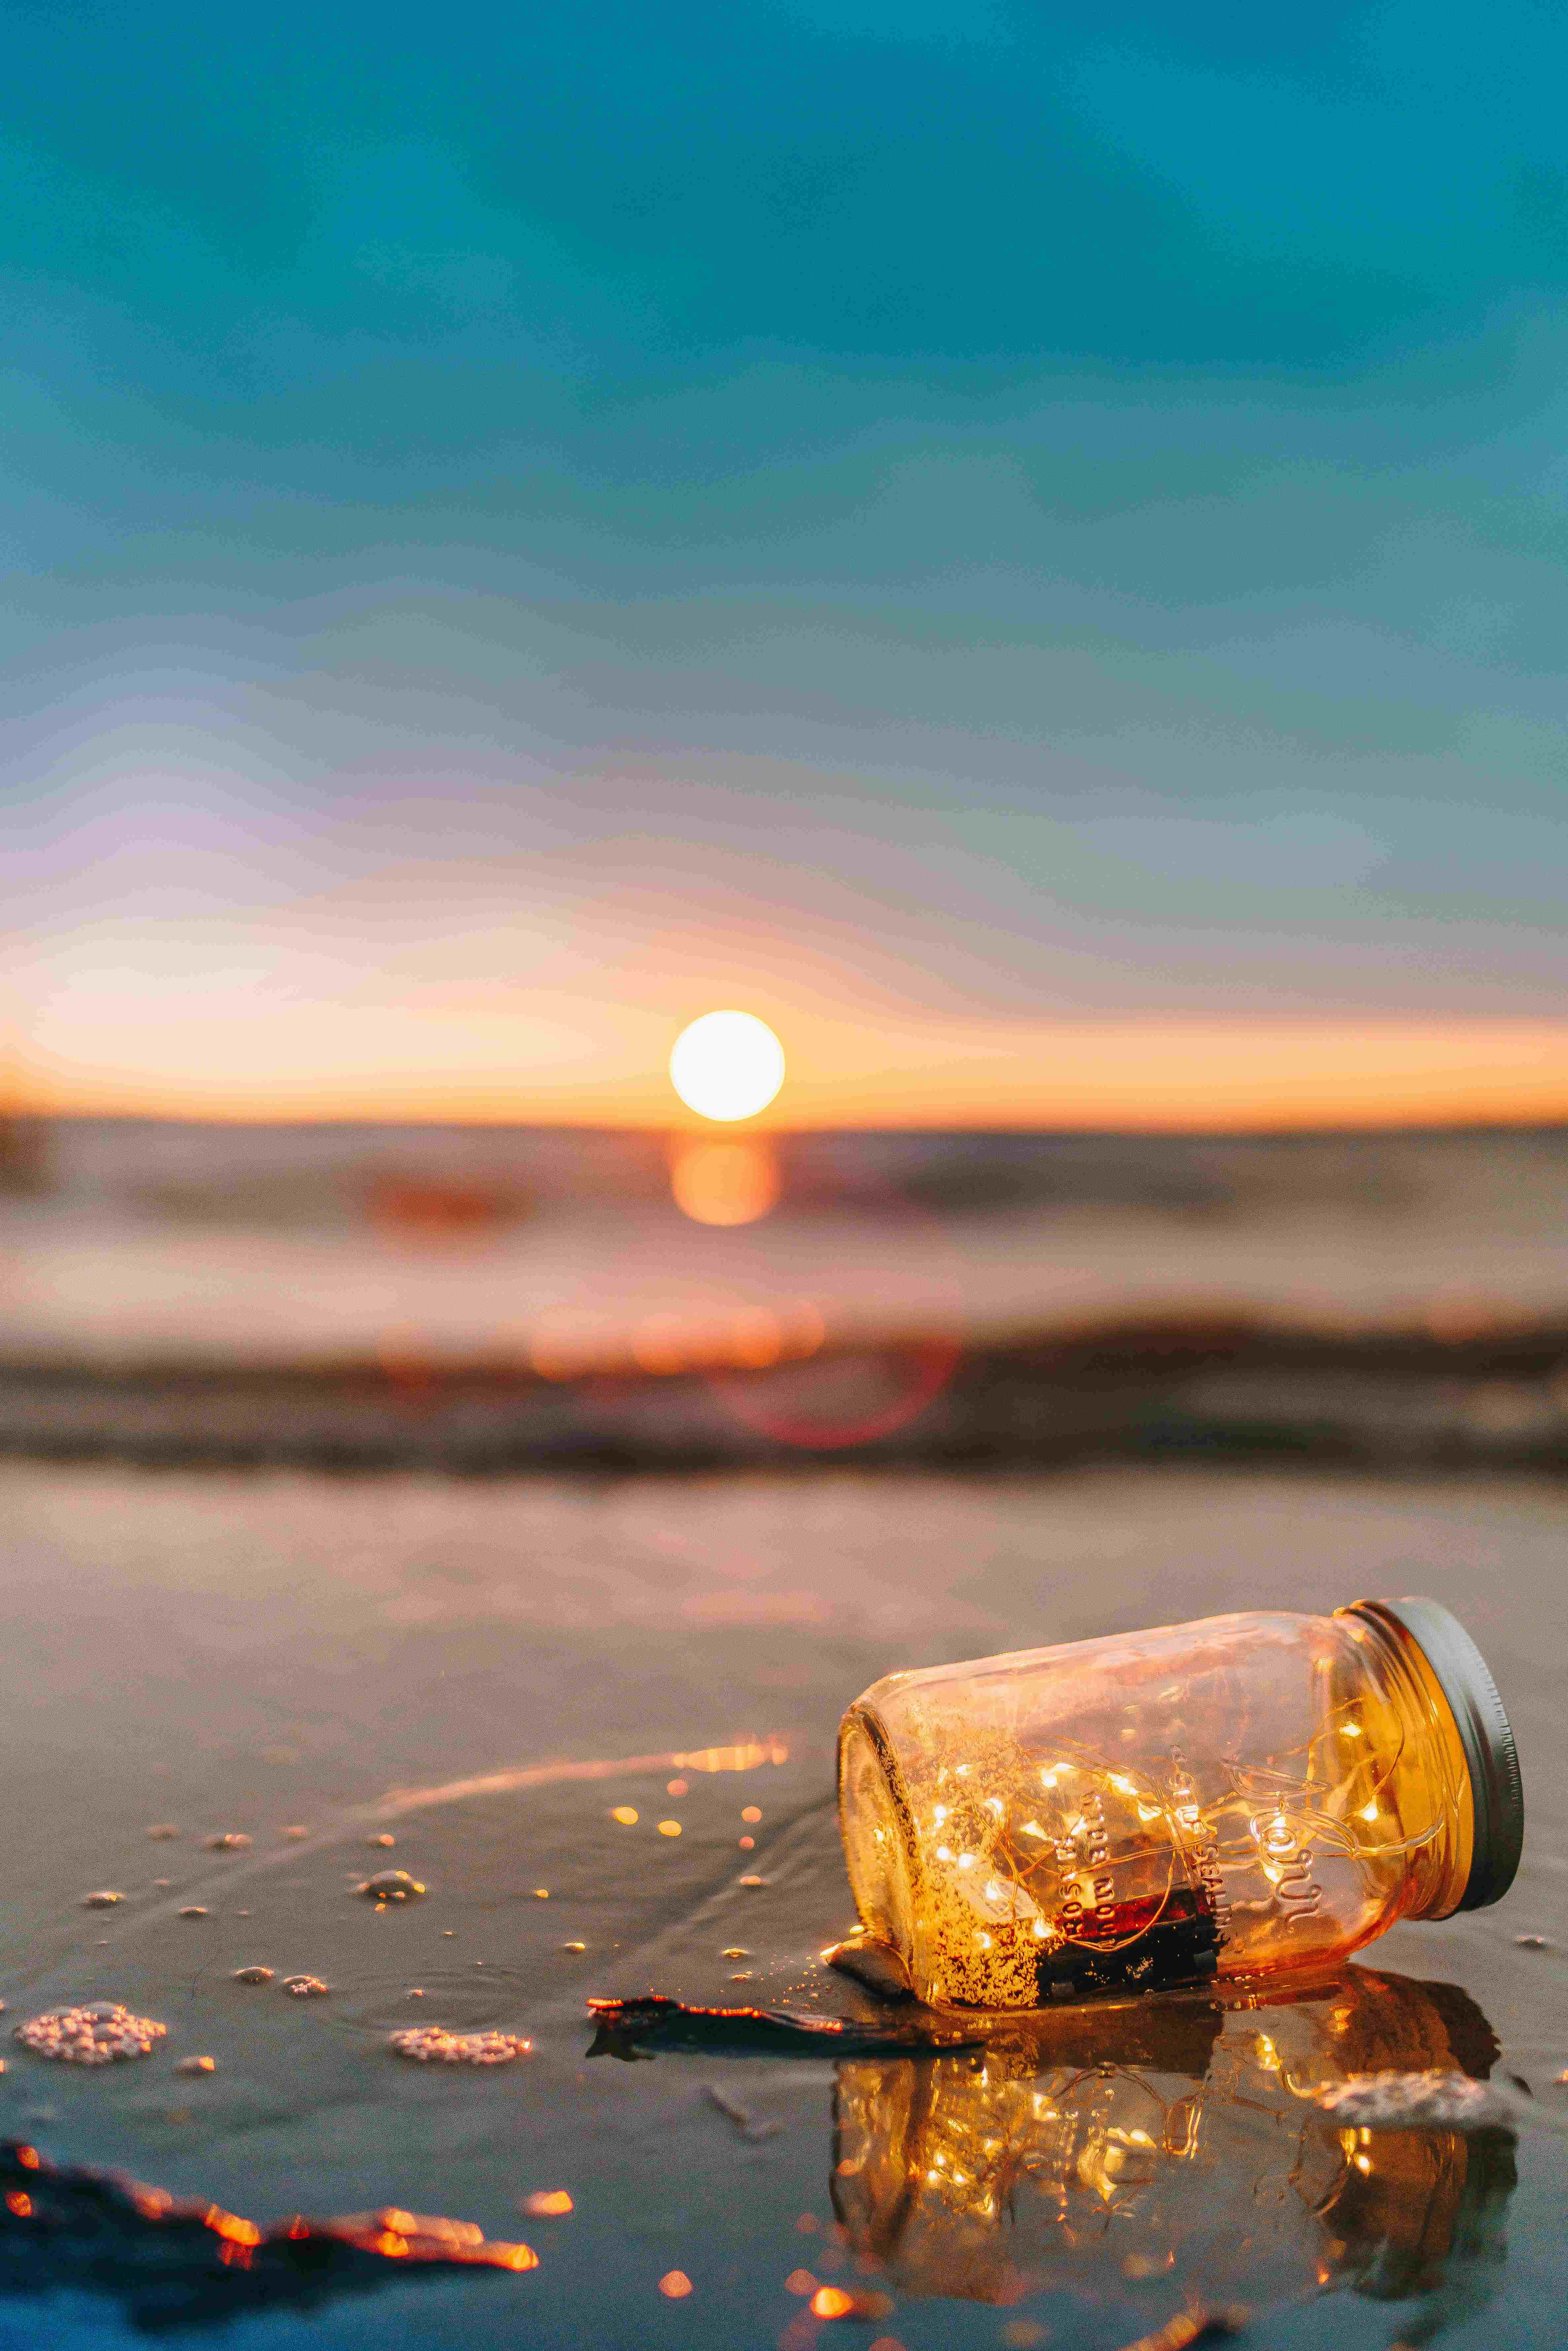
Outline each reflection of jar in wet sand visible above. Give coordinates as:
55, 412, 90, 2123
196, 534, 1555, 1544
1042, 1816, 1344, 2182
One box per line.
838, 1599, 1521, 2007
831, 1968, 1514, 2320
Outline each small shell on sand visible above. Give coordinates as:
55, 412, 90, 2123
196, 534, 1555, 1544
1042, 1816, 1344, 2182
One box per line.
176, 2055, 217, 2075
821, 1934, 913, 1999
207, 1833, 252, 1852
389, 2026, 533, 2065
282, 1975, 330, 1997
232, 1966, 275, 1985
15, 2001, 168, 2065
81, 1891, 125, 1910
366, 1833, 396, 1848
179, 1907, 209, 1920
356, 1870, 426, 1901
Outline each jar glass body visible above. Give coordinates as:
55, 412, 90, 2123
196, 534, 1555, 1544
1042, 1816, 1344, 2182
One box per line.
838, 1608, 1474, 2008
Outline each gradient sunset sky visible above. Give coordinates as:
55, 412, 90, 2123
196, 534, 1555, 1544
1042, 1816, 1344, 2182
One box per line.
6, 0, 1568, 1125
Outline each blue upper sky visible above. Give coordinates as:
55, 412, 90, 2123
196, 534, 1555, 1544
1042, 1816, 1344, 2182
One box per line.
5, 0, 1568, 1112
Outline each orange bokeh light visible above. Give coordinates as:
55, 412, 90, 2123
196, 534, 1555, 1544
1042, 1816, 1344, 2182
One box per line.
669, 1136, 781, 1226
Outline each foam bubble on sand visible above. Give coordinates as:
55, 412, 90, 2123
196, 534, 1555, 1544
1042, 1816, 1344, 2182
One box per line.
1308, 2071, 1524, 2129
357, 1870, 426, 1901
389, 2026, 533, 2065
16, 2002, 167, 2064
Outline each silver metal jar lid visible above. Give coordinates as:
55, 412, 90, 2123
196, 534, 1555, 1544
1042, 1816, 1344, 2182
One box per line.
1342, 1596, 1523, 1913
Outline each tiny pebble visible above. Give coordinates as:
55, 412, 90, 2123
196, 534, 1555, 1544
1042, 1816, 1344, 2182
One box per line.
741, 1807, 762, 1824
813, 2286, 893, 2322
280, 1826, 310, 1840
407, 1988, 426, 1998
442, 1929, 457, 1938
729, 1972, 755, 1982
1516, 1934, 1554, 1950
356, 1870, 426, 1902
561, 1942, 587, 1953
176, 2055, 217, 2076
82, 1891, 124, 1909
282, 1975, 330, 1997
522, 2190, 573, 2217
14, 2001, 167, 2065
657, 1821, 682, 1838
533, 1889, 550, 1900
145, 1825, 181, 1840
389, 2026, 532, 2065
739, 1837, 755, 1850
658, 2270, 693, 2299
207, 1833, 252, 1851
233, 1966, 274, 1985
179, 1907, 209, 1920
721, 1949, 751, 1960
366, 1833, 396, 1849
738, 1875, 767, 1888
153, 1879, 172, 1888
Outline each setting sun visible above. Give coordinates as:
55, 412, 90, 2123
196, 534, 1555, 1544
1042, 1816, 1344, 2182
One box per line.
669, 1011, 785, 1123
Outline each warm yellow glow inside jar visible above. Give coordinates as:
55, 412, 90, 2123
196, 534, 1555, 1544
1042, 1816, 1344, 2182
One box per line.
837, 1600, 1521, 2009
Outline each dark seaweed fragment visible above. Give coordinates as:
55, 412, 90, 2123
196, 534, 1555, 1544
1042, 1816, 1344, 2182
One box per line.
585, 1994, 983, 2061
0, 2140, 534, 2334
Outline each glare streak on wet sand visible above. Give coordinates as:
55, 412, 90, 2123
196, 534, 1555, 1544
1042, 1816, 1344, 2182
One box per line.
73, 1737, 795, 1955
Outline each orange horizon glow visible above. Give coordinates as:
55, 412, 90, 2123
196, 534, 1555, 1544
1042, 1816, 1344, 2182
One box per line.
12, 1014, 1568, 1134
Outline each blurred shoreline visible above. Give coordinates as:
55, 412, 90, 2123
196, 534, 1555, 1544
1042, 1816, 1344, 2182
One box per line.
2, 1312, 1567, 1474
4, 1114, 1567, 1473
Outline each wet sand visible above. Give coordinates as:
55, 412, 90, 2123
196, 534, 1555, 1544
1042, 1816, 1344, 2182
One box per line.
2, 1461, 1564, 2348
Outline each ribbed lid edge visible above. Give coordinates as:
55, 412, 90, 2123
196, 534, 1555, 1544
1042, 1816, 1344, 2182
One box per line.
1341, 1596, 1524, 1913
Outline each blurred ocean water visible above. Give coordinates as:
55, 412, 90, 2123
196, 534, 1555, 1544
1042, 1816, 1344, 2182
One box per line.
4, 1132, 1567, 2347
3, 1119, 1568, 1470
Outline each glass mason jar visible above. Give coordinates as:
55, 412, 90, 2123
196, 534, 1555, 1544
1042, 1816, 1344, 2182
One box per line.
837, 1597, 1522, 2008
